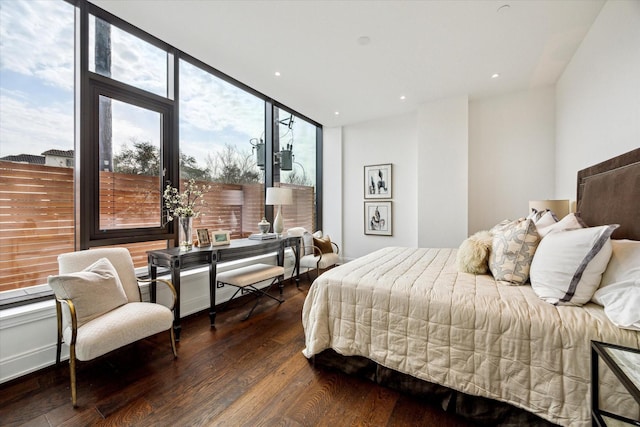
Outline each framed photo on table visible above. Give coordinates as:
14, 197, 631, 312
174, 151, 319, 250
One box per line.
211, 230, 231, 246
364, 164, 392, 199
196, 229, 211, 246
364, 201, 392, 236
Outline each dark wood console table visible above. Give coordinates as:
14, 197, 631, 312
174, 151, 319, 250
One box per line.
147, 236, 300, 340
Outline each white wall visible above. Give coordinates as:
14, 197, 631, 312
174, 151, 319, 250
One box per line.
341, 113, 419, 259
468, 87, 556, 233
556, 0, 640, 199
337, 91, 556, 258
417, 96, 469, 247
322, 126, 343, 253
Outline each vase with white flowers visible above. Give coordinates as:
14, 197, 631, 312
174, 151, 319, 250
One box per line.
163, 179, 211, 251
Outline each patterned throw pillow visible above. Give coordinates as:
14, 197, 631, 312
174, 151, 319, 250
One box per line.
489, 218, 540, 285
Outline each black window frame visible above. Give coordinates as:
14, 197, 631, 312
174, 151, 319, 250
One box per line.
75, 0, 324, 248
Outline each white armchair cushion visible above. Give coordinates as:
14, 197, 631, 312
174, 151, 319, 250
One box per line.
287, 227, 306, 237
65, 302, 174, 360
49, 258, 128, 327
301, 252, 340, 270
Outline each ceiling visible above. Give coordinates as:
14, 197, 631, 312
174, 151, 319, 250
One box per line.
90, 0, 605, 128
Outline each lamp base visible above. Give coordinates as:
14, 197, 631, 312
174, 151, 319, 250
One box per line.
274, 206, 284, 235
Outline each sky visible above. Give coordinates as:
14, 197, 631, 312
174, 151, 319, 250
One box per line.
0, 0, 316, 184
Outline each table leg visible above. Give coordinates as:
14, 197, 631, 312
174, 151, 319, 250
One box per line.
294, 238, 301, 287
148, 257, 157, 303
171, 265, 182, 341
209, 259, 216, 327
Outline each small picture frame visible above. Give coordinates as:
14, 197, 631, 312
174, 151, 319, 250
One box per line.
211, 230, 231, 246
364, 201, 392, 236
364, 164, 392, 199
196, 229, 211, 247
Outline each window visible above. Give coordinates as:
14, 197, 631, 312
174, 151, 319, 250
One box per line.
0, 0, 322, 296
275, 108, 318, 233
84, 13, 174, 246
0, 0, 75, 292
179, 59, 265, 238
97, 96, 163, 230
89, 15, 168, 97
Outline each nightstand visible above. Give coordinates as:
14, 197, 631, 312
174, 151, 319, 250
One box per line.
591, 341, 640, 426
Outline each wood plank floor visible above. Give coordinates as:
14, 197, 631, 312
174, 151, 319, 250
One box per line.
0, 277, 476, 427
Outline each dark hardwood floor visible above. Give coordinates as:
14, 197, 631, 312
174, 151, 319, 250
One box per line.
0, 276, 475, 427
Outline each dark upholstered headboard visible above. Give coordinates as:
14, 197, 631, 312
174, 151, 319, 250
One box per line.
577, 148, 640, 240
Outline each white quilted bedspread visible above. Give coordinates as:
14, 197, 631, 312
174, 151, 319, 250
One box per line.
302, 247, 640, 426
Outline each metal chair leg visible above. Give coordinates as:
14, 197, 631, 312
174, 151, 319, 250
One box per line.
55, 300, 62, 365
170, 328, 177, 358
69, 344, 77, 407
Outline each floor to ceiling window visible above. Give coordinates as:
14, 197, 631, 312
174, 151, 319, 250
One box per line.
179, 59, 265, 238
0, 0, 322, 298
0, 0, 75, 292
274, 108, 318, 233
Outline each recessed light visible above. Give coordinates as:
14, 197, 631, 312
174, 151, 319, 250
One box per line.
357, 36, 371, 46
400, 95, 406, 100
334, 111, 340, 115
491, 73, 500, 79
274, 71, 281, 77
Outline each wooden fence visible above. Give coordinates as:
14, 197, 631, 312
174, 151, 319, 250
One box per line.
0, 161, 315, 292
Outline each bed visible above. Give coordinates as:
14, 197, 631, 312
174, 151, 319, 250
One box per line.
302, 148, 640, 426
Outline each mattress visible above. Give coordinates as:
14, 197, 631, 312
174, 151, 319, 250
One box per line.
302, 247, 640, 426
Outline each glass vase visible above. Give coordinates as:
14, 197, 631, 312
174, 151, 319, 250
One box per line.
178, 216, 193, 251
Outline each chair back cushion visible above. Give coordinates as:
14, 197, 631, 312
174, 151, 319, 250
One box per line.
57, 248, 141, 302
49, 258, 128, 326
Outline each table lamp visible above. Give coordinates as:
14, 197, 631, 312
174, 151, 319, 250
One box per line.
266, 187, 293, 235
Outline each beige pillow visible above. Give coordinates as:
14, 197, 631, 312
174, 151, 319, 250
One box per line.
456, 230, 493, 274
48, 258, 128, 326
489, 218, 540, 285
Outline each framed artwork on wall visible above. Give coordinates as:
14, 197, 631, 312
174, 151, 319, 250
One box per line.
364, 201, 392, 236
364, 164, 392, 199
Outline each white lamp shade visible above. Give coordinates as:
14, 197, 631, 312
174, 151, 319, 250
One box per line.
265, 187, 293, 205
528, 200, 570, 219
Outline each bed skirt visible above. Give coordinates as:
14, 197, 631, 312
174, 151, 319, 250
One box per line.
311, 349, 558, 427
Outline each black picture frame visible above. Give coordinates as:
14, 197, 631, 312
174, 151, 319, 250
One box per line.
364, 201, 392, 236
364, 164, 392, 199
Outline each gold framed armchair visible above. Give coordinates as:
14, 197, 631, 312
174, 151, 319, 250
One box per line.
50, 248, 177, 407
298, 231, 340, 279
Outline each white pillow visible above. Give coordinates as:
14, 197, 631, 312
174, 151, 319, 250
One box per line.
592, 280, 640, 331
530, 225, 618, 306
48, 258, 128, 326
533, 210, 558, 237
599, 239, 640, 288
536, 212, 586, 238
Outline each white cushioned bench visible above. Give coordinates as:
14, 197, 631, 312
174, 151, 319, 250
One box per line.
216, 263, 285, 320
